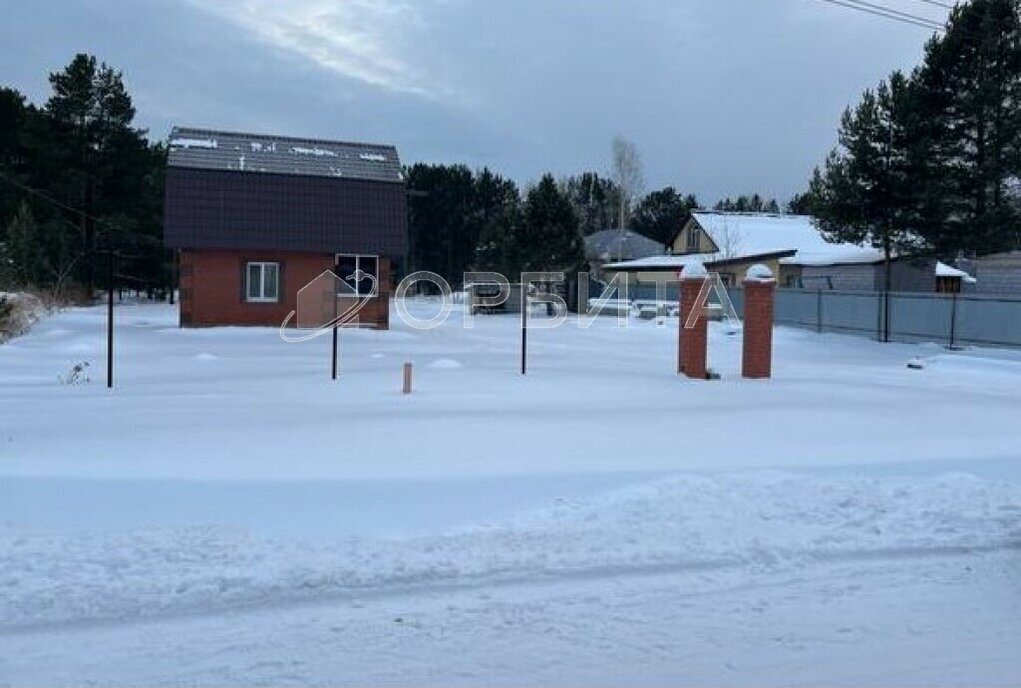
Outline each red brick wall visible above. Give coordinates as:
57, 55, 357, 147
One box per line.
178, 249, 392, 329
742, 279, 774, 378
679, 277, 708, 379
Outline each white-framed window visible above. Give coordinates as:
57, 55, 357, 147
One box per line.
335, 254, 379, 296
246, 261, 280, 302
687, 227, 701, 252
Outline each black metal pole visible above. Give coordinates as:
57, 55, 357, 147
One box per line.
332, 324, 338, 380
169, 250, 177, 305
331, 284, 339, 380
520, 286, 527, 375
106, 249, 114, 389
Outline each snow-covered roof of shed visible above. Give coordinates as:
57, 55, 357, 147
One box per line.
936, 261, 977, 283
167, 127, 403, 183
691, 212, 879, 266
603, 253, 719, 271
585, 229, 665, 262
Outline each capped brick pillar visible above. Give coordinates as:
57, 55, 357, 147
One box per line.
742, 264, 775, 379
678, 271, 709, 380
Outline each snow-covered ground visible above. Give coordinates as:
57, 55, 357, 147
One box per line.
1, 300, 1020, 685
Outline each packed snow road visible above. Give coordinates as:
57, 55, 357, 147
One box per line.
1, 301, 1020, 685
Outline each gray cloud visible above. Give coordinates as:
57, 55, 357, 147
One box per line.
1, 0, 948, 203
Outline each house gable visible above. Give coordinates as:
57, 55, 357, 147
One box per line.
671, 216, 720, 255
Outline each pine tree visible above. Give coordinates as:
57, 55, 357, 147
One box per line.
1, 56, 170, 297
405, 163, 477, 283
811, 72, 918, 288
560, 172, 618, 235
912, 0, 1021, 256
407, 164, 519, 284
474, 203, 522, 276
629, 187, 699, 246
3, 202, 42, 286
0, 88, 31, 232
43, 54, 145, 297
517, 175, 584, 273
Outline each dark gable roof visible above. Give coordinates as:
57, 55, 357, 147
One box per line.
167, 127, 403, 183
585, 229, 665, 262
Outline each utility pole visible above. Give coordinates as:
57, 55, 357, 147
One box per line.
106, 248, 114, 388
520, 286, 528, 375
332, 273, 339, 380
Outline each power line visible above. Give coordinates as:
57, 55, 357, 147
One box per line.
0, 169, 116, 230
812, 0, 945, 30
817, 0, 944, 29
903, 0, 954, 10
849, 0, 946, 27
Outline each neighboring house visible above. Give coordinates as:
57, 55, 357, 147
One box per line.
605, 211, 974, 292
602, 251, 796, 288
163, 127, 406, 328
584, 229, 665, 278
789, 254, 975, 292
957, 251, 1021, 295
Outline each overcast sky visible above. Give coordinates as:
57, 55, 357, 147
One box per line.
2, 0, 949, 203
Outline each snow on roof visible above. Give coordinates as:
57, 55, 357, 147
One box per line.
291, 146, 337, 157
169, 137, 217, 149
167, 127, 403, 183
780, 246, 886, 266
603, 253, 718, 271
745, 264, 774, 281
691, 212, 879, 266
936, 261, 977, 283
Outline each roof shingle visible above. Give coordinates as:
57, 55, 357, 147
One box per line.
167, 127, 403, 183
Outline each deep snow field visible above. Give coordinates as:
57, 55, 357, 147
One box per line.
1, 299, 1020, 686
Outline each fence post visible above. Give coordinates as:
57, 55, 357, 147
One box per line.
816, 289, 822, 334
742, 268, 775, 379
949, 293, 958, 349
883, 290, 891, 343
876, 291, 883, 342
679, 274, 709, 379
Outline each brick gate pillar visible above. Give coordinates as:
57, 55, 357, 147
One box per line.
679, 273, 709, 380
742, 264, 775, 379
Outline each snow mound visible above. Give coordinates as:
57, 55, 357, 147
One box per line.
3, 472, 1019, 630
192, 353, 219, 362
428, 358, 463, 369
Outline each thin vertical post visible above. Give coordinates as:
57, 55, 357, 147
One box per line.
169, 250, 177, 305
402, 362, 413, 394
876, 290, 883, 342
331, 284, 339, 380
520, 285, 527, 375
949, 293, 958, 349
816, 288, 822, 334
106, 248, 114, 389
331, 325, 338, 380
883, 289, 891, 343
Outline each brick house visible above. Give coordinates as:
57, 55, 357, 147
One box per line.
163, 127, 406, 328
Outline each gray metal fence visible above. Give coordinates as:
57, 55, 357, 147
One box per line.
728, 287, 1021, 349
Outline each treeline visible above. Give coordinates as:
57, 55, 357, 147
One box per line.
0, 54, 167, 300
804, 0, 1021, 263
406, 162, 796, 284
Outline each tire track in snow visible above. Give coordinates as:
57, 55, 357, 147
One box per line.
3, 538, 1019, 636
